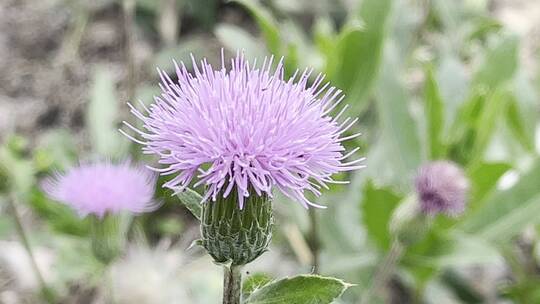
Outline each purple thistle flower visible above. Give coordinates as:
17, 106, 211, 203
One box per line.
41, 161, 158, 218
122, 53, 364, 208
415, 161, 469, 216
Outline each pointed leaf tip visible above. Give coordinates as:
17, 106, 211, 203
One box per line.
244, 274, 350, 304
176, 188, 203, 220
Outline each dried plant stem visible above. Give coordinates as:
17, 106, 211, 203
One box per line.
122, 0, 137, 102
107, 269, 117, 304
158, 0, 179, 47
223, 265, 243, 304
308, 208, 320, 273
360, 240, 403, 304
7, 195, 55, 303
283, 223, 313, 266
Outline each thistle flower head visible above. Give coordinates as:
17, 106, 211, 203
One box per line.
123, 53, 363, 208
415, 160, 469, 216
41, 160, 158, 217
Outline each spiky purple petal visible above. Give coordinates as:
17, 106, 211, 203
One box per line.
124, 53, 363, 208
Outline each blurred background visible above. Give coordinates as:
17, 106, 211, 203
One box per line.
1, 0, 540, 303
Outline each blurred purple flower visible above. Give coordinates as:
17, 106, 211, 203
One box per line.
415, 160, 469, 216
122, 53, 364, 208
41, 161, 158, 217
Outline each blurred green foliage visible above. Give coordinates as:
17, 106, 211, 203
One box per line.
2, 0, 540, 302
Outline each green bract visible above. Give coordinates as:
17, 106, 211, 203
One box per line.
389, 196, 432, 246
90, 214, 131, 265
201, 189, 273, 266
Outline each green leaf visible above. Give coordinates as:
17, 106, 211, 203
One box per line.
466, 162, 511, 209
243, 273, 273, 299
176, 188, 203, 220
502, 278, 540, 303
429, 232, 502, 268
505, 95, 535, 152
467, 16, 503, 41
313, 17, 337, 63
404, 232, 501, 287
0, 139, 35, 197
318, 191, 364, 255
401, 230, 443, 288
29, 188, 91, 236
512, 68, 539, 150
424, 67, 446, 159
460, 160, 540, 243
244, 275, 350, 304
87, 67, 129, 157
230, 0, 281, 55
447, 91, 485, 164
448, 89, 508, 165
330, 0, 392, 116
470, 89, 508, 162
361, 181, 402, 250
279, 21, 320, 74
472, 35, 518, 89
283, 43, 299, 77
431, 0, 461, 33
437, 53, 469, 128
390, 0, 426, 61
215, 23, 268, 61
367, 42, 421, 188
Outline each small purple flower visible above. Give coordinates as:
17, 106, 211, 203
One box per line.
415, 161, 469, 216
41, 161, 158, 217
122, 53, 364, 208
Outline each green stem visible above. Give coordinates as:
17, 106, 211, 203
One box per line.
223, 265, 243, 304
8, 194, 55, 303
107, 268, 117, 304
360, 240, 403, 304
308, 208, 320, 273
